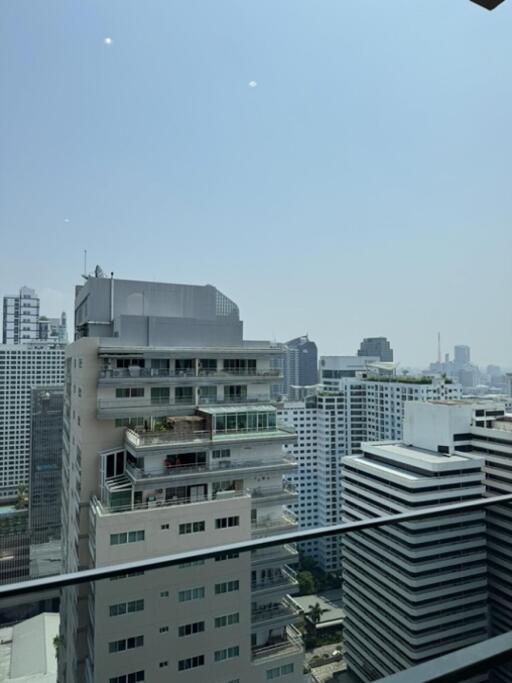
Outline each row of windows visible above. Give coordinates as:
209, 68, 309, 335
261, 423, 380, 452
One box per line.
109, 671, 144, 683
109, 599, 144, 617
267, 664, 295, 679
179, 516, 240, 534
109, 635, 144, 653
110, 530, 145, 545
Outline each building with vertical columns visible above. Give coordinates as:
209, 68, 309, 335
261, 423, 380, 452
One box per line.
60, 275, 304, 683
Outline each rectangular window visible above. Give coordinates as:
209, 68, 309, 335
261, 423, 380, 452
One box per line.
215, 516, 239, 529
178, 559, 206, 568
109, 599, 144, 617
115, 387, 144, 398
178, 621, 205, 637
159, 626, 169, 633
110, 530, 144, 545
179, 521, 205, 535
178, 656, 205, 671
215, 580, 239, 594
109, 672, 144, 683
214, 646, 239, 662
212, 448, 230, 459
178, 587, 205, 602
266, 664, 295, 680
109, 635, 144, 653
214, 612, 239, 628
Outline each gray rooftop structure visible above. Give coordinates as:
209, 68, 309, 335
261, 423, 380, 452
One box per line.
74, 274, 243, 347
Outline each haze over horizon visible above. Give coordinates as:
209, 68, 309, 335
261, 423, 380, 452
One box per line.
1, 0, 511, 368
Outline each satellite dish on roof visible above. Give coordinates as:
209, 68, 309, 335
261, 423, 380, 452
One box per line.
94, 265, 106, 278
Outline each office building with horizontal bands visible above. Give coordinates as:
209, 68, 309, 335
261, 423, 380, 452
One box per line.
342, 422, 488, 681
403, 399, 512, 683
60, 274, 304, 683
0, 344, 65, 501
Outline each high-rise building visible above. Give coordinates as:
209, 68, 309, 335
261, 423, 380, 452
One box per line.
2, 287, 40, 344
271, 336, 318, 398
357, 337, 394, 362
29, 386, 64, 578
0, 345, 65, 501
279, 357, 462, 573
60, 275, 304, 683
2, 286, 68, 345
454, 344, 471, 367
277, 396, 319, 560
341, 428, 488, 681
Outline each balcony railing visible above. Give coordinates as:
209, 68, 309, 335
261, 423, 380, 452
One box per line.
251, 567, 298, 592
99, 367, 282, 379
97, 395, 272, 413
93, 490, 250, 515
125, 424, 296, 448
126, 456, 297, 480
251, 511, 299, 535
251, 601, 299, 624
251, 482, 298, 500
251, 625, 304, 661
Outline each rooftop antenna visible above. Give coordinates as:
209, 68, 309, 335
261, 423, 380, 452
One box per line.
81, 249, 88, 280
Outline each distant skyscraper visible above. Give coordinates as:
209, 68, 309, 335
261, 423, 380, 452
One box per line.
357, 337, 394, 362
29, 387, 64, 545
454, 344, 471, 367
2, 286, 40, 344
0, 345, 65, 501
271, 335, 318, 398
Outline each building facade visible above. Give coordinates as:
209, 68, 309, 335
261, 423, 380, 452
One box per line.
279, 357, 462, 573
30, 386, 64, 544
2, 287, 40, 344
271, 336, 318, 399
357, 337, 394, 362
60, 276, 304, 683
341, 432, 488, 681
0, 345, 65, 501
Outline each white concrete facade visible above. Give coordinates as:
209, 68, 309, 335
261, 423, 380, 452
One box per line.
0, 344, 65, 500
60, 278, 305, 683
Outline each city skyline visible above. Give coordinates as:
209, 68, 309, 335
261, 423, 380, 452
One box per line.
0, 277, 509, 370
1, 1, 511, 368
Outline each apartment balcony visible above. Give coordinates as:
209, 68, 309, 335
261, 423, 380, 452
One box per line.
125, 424, 296, 451
92, 490, 250, 516
96, 395, 273, 419
251, 625, 304, 662
251, 543, 299, 567
250, 482, 298, 506
251, 510, 299, 537
99, 367, 282, 383
251, 600, 301, 627
125, 456, 297, 484
251, 567, 299, 597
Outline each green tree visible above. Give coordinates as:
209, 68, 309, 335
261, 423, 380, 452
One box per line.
297, 570, 316, 595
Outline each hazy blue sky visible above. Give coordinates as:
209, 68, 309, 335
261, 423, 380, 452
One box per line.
1, 0, 511, 367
